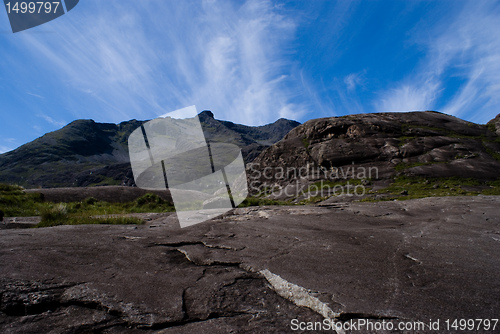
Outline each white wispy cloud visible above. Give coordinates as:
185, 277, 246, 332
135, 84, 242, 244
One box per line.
16, 0, 304, 125
0, 146, 13, 154
375, 81, 441, 112
344, 73, 363, 91
37, 113, 66, 127
374, 1, 500, 122
436, 2, 500, 122
0, 138, 16, 154
26, 92, 44, 99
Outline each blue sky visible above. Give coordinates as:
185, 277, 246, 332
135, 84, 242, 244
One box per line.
1, 0, 500, 153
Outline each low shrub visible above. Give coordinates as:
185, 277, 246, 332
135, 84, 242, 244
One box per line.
39, 203, 68, 225
238, 197, 290, 207
35, 215, 143, 228
135, 193, 165, 206
83, 197, 98, 205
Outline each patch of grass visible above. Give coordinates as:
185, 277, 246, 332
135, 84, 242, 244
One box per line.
401, 123, 486, 140
482, 188, 500, 196
0, 184, 24, 193
308, 178, 363, 192
482, 179, 500, 196
359, 197, 384, 202
0, 184, 175, 222
487, 179, 500, 187
35, 201, 144, 228
64, 194, 175, 215
0, 185, 46, 216
446, 133, 484, 140
238, 196, 290, 207
302, 137, 310, 149
482, 142, 500, 162
35, 215, 143, 228
394, 162, 424, 171
487, 122, 497, 133
40, 203, 68, 224
454, 153, 477, 160
296, 195, 329, 205
393, 161, 446, 171
398, 136, 417, 146
361, 176, 499, 202
401, 124, 446, 135
83, 197, 98, 205
135, 193, 164, 206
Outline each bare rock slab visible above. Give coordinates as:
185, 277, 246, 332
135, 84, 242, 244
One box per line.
1, 196, 499, 333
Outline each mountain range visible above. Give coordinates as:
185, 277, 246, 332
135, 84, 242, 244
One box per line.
0, 111, 300, 188
1, 110, 499, 191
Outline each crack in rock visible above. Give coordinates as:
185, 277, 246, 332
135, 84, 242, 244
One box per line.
259, 269, 341, 320
60, 283, 166, 327
171, 245, 397, 333
150, 240, 242, 251
0, 279, 81, 316
259, 269, 398, 334
404, 253, 422, 264
176, 249, 241, 267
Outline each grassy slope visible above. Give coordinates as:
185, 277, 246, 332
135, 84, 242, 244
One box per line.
0, 184, 174, 227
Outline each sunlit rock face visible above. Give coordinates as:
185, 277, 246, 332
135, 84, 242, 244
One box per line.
249, 111, 500, 197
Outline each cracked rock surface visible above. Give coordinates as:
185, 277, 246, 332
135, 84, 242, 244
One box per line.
1, 196, 499, 333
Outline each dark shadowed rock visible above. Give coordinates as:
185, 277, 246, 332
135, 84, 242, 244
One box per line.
487, 113, 500, 135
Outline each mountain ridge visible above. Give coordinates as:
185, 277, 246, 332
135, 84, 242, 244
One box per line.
0, 112, 300, 188
2, 110, 499, 191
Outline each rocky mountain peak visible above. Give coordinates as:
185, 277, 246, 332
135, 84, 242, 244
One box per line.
198, 110, 214, 119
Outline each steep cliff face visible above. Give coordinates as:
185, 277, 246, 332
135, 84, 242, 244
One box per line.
249, 111, 500, 196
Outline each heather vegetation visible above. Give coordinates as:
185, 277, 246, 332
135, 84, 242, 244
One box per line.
361, 176, 500, 202
1, 174, 500, 226
37, 203, 143, 228
0, 184, 175, 227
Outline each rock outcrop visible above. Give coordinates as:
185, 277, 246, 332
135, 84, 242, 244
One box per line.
487, 113, 500, 136
249, 111, 500, 195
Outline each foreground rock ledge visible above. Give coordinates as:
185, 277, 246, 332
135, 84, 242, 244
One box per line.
1, 196, 499, 333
